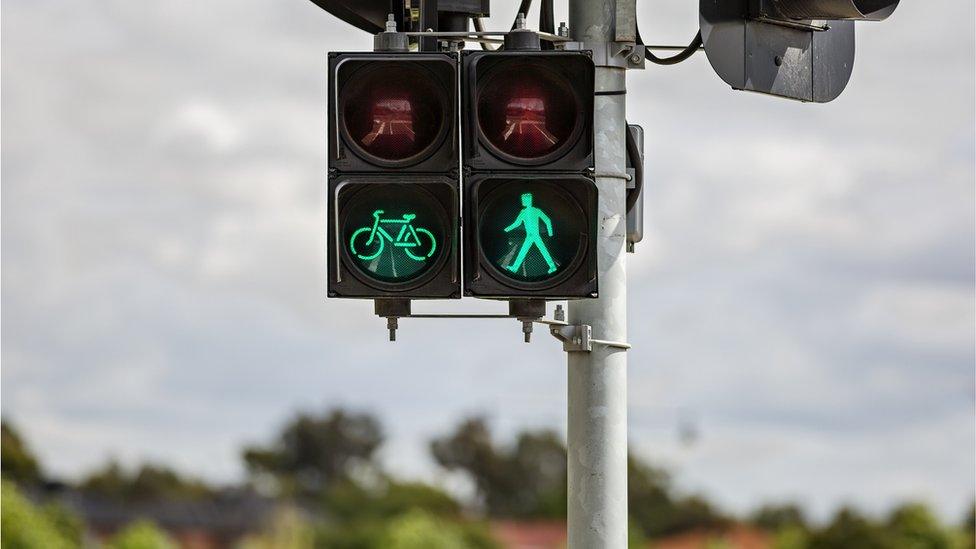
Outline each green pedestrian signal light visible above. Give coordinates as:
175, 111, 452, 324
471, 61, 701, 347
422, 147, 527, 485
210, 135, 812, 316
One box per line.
465, 176, 598, 298
497, 192, 560, 279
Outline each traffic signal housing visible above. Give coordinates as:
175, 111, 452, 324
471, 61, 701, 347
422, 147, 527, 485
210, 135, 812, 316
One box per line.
461, 49, 598, 299
700, 0, 899, 102
327, 52, 460, 299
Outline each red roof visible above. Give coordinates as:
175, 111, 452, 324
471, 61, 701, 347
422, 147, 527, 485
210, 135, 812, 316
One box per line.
491, 520, 567, 549
651, 525, 772, 549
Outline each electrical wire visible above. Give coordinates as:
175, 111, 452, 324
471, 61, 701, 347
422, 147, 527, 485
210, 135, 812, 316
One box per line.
472, 17, 495, 50
539, 0, 554, 49
474, 0, 534, 50
636, 24, 703, 66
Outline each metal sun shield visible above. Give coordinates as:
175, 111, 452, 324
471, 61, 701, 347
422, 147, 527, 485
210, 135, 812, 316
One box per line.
306, 0, 389, 34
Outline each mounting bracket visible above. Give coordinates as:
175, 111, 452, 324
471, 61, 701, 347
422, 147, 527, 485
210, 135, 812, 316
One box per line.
562, 41, 645, 70
549, 323, 631, 352
550, 324, 592, 352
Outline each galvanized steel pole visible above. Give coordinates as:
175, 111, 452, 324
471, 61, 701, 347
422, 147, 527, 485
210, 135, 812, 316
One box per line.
567, 0, 629, 545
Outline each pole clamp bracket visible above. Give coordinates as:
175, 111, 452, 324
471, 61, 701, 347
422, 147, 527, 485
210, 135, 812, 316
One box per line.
562, 41, 645, 70
550, 324, 631, 352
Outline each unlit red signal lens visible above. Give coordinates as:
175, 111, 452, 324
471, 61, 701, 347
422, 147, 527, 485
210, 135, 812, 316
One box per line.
342, 65, 445, 162
477, 64, 579, 161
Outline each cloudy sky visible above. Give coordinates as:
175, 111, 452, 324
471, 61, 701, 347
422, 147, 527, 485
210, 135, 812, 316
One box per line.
2, 0, 973, 522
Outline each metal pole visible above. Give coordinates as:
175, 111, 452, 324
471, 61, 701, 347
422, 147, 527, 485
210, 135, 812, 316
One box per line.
567, 0, 629, 546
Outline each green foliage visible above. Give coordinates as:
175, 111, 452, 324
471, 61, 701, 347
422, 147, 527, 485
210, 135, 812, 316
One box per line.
325, 479, 461, 522
105, 521, 176, 549
81, 460, 212, 501
430, 415, 727, 535
456, 521, 501, 549
429, 417, 566, 518
316, 509, 498, 549
315, 519, 387, 549
629, 520, 649, 549
628, 455, 727, 537
316, 479, 489, 549
809, 506, 889, 549
244, 408, 383, 496
0, 480, 77, 549
381, 509, 469, 549
753, 503, 809, 532
1, 422, 41, 485
772, 525, 810, 549
886, 503, 952, 549
40, 502, 85, 547
238, 507, 315, 549
961, 502, 976, 549
767, 502, 967, 549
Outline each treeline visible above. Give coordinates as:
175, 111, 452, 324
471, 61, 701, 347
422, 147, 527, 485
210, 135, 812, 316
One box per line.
2, 410, 973, 549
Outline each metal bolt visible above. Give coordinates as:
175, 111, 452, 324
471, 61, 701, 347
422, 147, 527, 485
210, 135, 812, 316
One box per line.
555, 304, 566, 322
385, 13, 397, 33
515, 12, 526, 30
629, 53, 641, 64
387, 317, 398, 341
522, 320, 533, 343
557, 22, 569, 37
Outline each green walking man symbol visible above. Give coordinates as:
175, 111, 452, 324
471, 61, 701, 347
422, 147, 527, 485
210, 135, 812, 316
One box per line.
503, 192, 558, 275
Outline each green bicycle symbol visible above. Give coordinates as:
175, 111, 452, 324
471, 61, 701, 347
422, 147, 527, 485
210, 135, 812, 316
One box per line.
349, 210, 437, 262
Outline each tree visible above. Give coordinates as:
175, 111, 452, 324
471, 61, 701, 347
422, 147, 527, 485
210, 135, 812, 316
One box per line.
808, 507, 889, 549
430, 416, 728, 534
510, 431, 568, 518
628, 455, 727, 537
81, 460, 212, 501
1, 421, 42, 485
752, 503, 809, 532
429, 417, 565, 518
238, 507, 315, 549
243, 408, 383, 496
962, 502, 975, 549
886, 503, 951, 549
0, 480, 77, 549
325, 479, 462, 522
105, 520, 176, 549
381, 510, 471, 549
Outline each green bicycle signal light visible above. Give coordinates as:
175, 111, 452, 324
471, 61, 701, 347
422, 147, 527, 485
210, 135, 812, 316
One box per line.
347, 209, 438, 281
328, 176, 459, 299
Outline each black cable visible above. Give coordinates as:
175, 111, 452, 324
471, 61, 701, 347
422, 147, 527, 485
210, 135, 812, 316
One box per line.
625, 123, 643, 213
539, 0, 554, 49
472, 17, 494, 50
475, 0, 534, 51
636, 24, 703, 66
